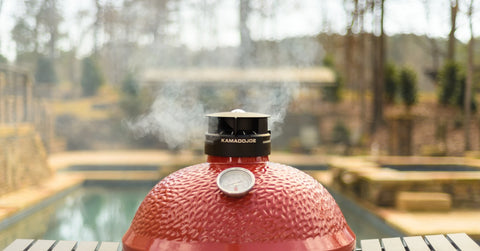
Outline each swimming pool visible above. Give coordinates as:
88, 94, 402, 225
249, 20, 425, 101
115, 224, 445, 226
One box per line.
0, 183, 403, 249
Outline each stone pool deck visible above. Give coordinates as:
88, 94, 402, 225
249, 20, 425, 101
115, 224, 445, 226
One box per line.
308, 170, 480, 239
2, 151, 480, 241
322, 156, 480, 240
0, 174, 83, 223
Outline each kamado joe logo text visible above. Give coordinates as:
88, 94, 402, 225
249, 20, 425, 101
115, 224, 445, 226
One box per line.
221, 138, 257, 144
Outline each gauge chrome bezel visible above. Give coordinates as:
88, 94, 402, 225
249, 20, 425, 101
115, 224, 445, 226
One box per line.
216, 167, 255, 197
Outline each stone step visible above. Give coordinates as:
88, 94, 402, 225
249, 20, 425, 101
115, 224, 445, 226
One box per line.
396, 191, 452, 211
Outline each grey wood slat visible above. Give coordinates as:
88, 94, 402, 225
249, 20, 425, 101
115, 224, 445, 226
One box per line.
447, 233, 480, 251
3, 239, 35, 251
97, 242, 120, 251
51, 240, 77, 251
360, 239, 382, 251
403, 236, 430, 251
74, 242, 98, 251
382, 237, 405, 251
27, 240, 56, 251
425, 235, 456, 251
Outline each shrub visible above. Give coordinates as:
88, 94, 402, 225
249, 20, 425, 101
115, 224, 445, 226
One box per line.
35, 56, 58, 85
332, 121, 350, 145
322, 55, 343, 103
80, 56, 104, 96
119, 73, 146, 118
452, 74, 477, 112
438, 61, 461, 105
384, 63, 398, 104
438, 61, 476, 111
121, 72, 139, 96
0, 54, 7, 63
399, 67, 417, 109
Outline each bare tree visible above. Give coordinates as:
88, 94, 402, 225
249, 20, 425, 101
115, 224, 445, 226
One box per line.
141, 0, 171, 45
370, 0, 386, 133
465, 0, 474, 150
0, 0, 5, 51
344, 0, 359, 89
239, 0, 253, 67
39, 0, 62, 60
448, 0, 459, 61
15, 0, 63, 59
93, 0, 102, 55
422, 0, 443, 81
357, 0, 368, 138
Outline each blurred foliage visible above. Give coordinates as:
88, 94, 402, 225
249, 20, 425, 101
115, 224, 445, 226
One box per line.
439, 61, 460, 105
119, 73, 150, 119
453, 74, 477, 112
11, 18, 34, 53
0, 54, 7, 63
399, 66, 418, 109
323, 55, 334, 68
332, 121, 350, 145
35, 56, 58, 85
121, 72, 139, 96
81, 56, 104, 96
384, 62, 398, 104
438, 61, 476, 111
322, 55, 343, 103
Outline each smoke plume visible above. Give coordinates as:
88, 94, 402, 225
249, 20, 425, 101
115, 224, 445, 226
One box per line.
127, 80, 299, 149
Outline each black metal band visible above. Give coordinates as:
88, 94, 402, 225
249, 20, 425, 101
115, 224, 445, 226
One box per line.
205, 134, 271, 157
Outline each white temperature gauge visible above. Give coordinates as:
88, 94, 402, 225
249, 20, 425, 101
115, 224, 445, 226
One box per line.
216, 167, 255, 197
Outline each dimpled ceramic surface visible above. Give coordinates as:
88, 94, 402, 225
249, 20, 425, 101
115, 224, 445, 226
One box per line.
123, 159, 355, 251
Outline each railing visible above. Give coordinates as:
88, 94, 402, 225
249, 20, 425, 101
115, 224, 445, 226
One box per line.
0, 64, 53, 151
0, 64, 33, 124
357, 233, 480, 251
3, 233, 480, 251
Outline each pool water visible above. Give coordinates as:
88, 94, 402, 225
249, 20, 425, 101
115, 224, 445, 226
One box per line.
42, 186, 148, 242
0, 184, 402, 248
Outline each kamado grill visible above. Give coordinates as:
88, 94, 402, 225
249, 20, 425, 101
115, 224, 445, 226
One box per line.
122, 110, 356, 251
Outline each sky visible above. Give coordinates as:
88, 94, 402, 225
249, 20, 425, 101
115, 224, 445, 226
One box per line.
0, 0, 479, 61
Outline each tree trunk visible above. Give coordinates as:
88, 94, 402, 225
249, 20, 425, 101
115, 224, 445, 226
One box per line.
93, 0, 102, 55
448, 0, 458, 61
344, 0, 358, 89
0, 0, 3, 49
357, 0, 367, 140
465, 0, 474, 151
239, 0, 252, 67
371, 0, 385, 133
345, 29, 353, 88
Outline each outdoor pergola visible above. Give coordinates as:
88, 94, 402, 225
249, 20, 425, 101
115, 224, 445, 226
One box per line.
141, 67, 335, 87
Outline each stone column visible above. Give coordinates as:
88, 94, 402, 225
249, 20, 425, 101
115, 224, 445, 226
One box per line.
12, 72, 18, 124
6, 96, 13, 124
0, 72, 5, 124
22, 74, 32, 123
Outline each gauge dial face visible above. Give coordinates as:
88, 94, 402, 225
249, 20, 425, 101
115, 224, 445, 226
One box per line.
217, 167, 255, 197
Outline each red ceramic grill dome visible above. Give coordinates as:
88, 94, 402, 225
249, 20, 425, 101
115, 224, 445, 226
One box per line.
122, 111, 355, 251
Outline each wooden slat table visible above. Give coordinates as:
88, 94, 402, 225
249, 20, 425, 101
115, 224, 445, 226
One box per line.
357, 233, 480, 251
3, 234, 479, 251
3, 240, 120, 251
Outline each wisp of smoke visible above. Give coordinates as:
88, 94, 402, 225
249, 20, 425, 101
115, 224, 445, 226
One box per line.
127, 82, 207, 149
127, 80, 299, 149
241, 81, 299, 138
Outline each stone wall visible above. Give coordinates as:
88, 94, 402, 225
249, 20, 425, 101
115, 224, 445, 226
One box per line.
329, 157, 480, 209
0, 124, 52, 196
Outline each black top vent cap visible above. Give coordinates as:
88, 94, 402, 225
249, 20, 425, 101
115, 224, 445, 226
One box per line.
205, 110, 271, 157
